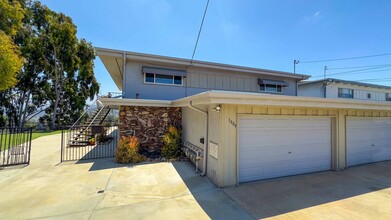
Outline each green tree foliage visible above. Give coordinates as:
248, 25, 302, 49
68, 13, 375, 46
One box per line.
0, 0, 25, 91
0, 33, 23, 91
0, 1, 99, 128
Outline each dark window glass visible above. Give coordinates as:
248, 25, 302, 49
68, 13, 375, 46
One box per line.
386, 93, 391, 101
155, 74, 173, 84
367, 93, 371, 99
174, 76, 182, 85
276, 85, 282, 92
145, 73, 154, 83
260, 84, 266, 91
338, 88, 354, 98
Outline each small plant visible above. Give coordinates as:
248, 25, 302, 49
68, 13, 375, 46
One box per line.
89, 138, 95, 145
115, 136, 145, 163
162, 126, 181, 159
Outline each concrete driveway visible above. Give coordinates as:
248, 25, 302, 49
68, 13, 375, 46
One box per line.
0, 134, 252, 220
224, 161, 391, 219
1, 134, 391, 219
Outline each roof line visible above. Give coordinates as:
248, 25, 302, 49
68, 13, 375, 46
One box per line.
299, 78, 391, 90
95, 47, 310, 80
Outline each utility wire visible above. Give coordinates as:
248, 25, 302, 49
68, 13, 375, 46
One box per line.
299, 52, 391, 64
327, 63, 391, 70
311, 65, 391, 78
190, 0, 210, 64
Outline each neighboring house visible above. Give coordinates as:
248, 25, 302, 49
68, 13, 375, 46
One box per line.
298, 78, 391, 101
97, 47, 391, 187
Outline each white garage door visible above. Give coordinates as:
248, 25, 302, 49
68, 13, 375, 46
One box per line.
239, 116, 332, 183
347, 117, 391, 167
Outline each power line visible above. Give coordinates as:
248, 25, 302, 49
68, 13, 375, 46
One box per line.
299, 52, 391, 64
355, 77, 391, 82
190, 0, 210, 64
311, 65, 391, 78
327, 63, 391, 70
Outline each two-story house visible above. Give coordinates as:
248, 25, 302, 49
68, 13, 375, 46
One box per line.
298, 78, 391, 101
96, 47, 391, 187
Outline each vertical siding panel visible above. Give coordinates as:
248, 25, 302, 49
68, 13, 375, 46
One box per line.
191, 73, 199, 87
244, 78, 252, 92
268, 108, 276, 115
253, 106, 261, 114
215, 75, 223, 89
223, 76, 230, 90
237, 106, 246, 114
364, 111, 372, 117
260, 107, 268, 115
230, 77, 238, 90
237, 78, 244, 91
207, 74, 215, 88
199, 73, 207, 88
329, 110, 337, 116
347, 110, 356, 116
245, 106, 252, 114
281, 108, 289, 115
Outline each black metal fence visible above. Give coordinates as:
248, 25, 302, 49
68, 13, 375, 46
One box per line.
61, 125, 119, 162
0, 127, 33, 168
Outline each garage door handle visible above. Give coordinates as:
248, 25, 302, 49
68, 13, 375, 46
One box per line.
372, 144, 375, 147
288, 151, 292, 154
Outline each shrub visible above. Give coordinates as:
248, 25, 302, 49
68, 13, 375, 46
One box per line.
162, 126, 181, 159
115, 136, 145, 163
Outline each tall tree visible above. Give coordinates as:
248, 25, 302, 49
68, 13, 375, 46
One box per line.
0, 0, 25, 91
0, 1, 99, 128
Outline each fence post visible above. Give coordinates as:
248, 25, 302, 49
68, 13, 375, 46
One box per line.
27, 128, 32, 165
61, 128, 64, 163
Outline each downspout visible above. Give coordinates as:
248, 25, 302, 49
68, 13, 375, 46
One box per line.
123, 52, 126, 97
188, 101, 208, 176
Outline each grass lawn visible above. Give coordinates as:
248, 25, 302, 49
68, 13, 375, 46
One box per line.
31, 130, 63, 140
1, 130, 63, 151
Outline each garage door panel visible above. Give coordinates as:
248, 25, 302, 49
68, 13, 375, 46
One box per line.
239, 116, 332, 182
347, 117, 391, 167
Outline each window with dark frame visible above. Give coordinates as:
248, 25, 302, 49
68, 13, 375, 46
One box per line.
144, 73, 183, 86
386, 93, 391, 101
338, 88, 354, 99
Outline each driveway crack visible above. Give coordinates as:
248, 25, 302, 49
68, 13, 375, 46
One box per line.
88, 166, 116, 220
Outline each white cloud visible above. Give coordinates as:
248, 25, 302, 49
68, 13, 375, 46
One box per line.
299, 11, 323, 26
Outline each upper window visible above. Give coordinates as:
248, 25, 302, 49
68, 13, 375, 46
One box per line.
386, 93, 391, 101
144, 73, 183, 86
338, 88, 354, 99
260, 84, 283, 93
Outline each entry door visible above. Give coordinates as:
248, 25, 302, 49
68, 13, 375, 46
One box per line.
239, 116, 332, 183
347, 117, 391, 167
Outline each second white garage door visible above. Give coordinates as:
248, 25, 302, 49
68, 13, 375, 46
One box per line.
347, 117, 391, 167
239, 116, 332, 183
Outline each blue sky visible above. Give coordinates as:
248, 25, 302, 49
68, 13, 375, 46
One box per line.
41, 0, 391, 94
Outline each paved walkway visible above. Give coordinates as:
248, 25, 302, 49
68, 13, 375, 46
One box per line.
0, 134, 252, 220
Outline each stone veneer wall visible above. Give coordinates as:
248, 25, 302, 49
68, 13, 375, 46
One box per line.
119, 106, 182, 158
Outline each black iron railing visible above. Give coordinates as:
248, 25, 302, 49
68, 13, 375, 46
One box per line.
61, 125, 119, 162
0, 127, 33, 168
